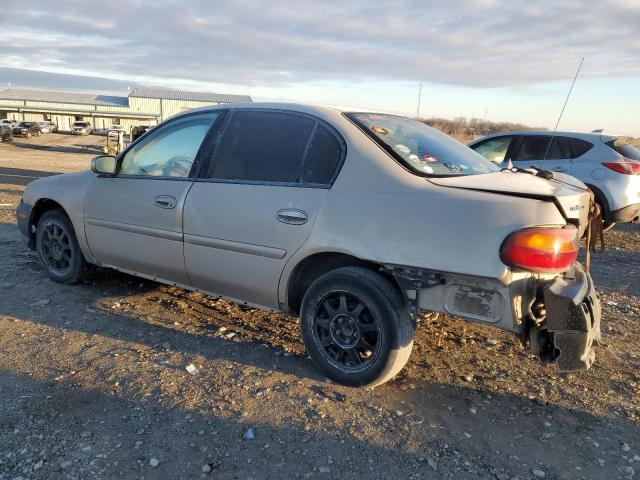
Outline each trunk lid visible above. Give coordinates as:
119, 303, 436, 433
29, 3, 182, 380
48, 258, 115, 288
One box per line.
429, 170, 591, 232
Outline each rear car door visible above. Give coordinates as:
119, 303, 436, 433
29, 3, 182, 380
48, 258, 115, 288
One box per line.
83, 111, 221, 284
183, 109, 345, 309
511, 135, 573, 173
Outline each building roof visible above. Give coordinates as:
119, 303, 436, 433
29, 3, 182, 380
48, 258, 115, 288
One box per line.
0, 89, 129, 106
129, 86, 252, 103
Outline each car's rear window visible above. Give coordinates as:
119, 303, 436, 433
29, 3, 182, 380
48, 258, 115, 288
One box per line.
606, 137, 640, 160
346, 113, 498, 176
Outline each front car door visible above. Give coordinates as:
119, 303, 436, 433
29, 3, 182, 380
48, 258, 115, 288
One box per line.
183, 109, 346, 309
83, 111, 221, 285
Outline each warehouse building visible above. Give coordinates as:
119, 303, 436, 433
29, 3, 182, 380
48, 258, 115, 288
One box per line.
0, 86, 252, 133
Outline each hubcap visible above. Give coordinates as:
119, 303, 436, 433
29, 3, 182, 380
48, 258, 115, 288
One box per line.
313, 291, 381, 372
40, 222, 72, 274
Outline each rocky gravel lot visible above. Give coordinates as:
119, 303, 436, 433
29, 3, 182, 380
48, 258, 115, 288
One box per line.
0, 134, 638, 479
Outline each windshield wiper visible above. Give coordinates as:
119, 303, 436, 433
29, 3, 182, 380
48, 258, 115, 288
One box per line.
501, 165, 553, 180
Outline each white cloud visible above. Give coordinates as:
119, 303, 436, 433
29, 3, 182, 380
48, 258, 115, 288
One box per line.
0, 0, 638, 88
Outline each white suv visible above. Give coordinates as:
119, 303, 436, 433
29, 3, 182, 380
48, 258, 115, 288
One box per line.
469, 131, 640, 229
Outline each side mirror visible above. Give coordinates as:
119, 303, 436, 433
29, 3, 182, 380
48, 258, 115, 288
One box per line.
91, 155, 116, 175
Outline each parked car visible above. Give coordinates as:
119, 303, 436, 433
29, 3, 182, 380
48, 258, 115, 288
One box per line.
71, 121, 92, 135
0, 119, 16, 128
0, 124, 13, 142
16, 104, 601, 387
469, 131, 640, 229
38, 121, 58, 133
12, 121, 41, 138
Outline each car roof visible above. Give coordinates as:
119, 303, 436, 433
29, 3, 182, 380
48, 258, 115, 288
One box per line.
469, 130, 619, 144
168, 101, 390, 121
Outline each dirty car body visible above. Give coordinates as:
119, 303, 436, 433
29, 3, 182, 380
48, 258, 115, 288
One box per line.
17, 103, 602, 386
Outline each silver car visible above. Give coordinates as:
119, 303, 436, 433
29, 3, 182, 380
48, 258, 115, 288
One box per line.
16, 104, 601, 387
469, 131, 640, 229
71, 121, 92, 135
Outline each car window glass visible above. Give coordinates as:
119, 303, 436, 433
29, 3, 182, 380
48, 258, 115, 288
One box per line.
471, 136, 513, 164
567, 138, 593, 158
208, 111, 315, 183
300, 124, 343, 184
347, 113, 498, 176
120, 112, 219, 178
513, 136, 574, 161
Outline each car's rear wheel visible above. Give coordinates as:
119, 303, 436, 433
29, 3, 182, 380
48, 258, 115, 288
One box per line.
36, 210, 93, 284
300, 267, 414, 387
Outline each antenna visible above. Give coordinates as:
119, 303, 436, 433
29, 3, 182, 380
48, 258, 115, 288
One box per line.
540, 57, 584, 166
416, 82, 422, 118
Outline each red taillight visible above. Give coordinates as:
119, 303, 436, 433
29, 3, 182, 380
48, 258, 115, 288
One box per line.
501, 227, 579, 273
602, 161, 640, 175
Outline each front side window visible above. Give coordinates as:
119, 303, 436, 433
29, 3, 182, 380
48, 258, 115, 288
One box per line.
471, 136, 513, 164
207, 111, 315, 183
347, 113, 498, 176
119, 112, 219, 178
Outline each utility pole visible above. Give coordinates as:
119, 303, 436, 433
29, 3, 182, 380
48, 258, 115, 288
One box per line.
416, 83, 422, 119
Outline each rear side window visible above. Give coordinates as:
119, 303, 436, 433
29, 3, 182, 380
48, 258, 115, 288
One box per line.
300, 125, 344, 184
209, 111, 315, 183
207, 111, 344, 185
607, 138, 640, 160
471, 136, 513, 164
568, 138, 593, 158
513, 136, 571, 161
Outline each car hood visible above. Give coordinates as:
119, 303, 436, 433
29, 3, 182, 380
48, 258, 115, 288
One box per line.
428, 170, 591, 229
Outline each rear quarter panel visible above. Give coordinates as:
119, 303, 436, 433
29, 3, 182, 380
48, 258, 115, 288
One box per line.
278, 117, 566, 306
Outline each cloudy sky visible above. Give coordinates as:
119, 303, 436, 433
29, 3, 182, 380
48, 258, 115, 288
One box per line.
1, 0, 639, 134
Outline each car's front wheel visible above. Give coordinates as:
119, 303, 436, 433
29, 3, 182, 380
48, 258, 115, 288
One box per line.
36, 210, 93, 284
300, 266, 414, 387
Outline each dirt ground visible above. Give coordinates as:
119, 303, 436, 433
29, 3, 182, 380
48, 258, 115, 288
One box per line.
0, 134, 638, 480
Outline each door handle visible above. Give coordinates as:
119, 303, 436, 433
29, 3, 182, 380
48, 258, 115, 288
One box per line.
276, 208, 308, 225
551, 167, 568, 172
154, 195, 177, 209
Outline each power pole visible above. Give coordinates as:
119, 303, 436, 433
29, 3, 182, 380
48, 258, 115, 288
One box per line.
416, 83, 422, 119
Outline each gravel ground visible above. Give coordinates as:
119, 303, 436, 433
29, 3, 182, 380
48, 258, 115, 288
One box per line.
0, 134, 639, 480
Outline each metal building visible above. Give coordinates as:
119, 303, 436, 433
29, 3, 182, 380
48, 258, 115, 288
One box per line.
0, 86, 252, 133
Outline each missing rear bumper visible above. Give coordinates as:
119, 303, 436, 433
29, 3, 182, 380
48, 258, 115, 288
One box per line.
538, 264, 601, 372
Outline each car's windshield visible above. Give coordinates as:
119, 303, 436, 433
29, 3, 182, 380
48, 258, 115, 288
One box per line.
346, 113, 499, 176
18, 122, 30, 127
74, 122, 88, 127
607, 137, 640, 161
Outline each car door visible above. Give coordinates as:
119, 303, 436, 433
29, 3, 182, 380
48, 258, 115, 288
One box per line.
183, 109, 346, 309
83, 111, 221, 285
511, 135, 573, 173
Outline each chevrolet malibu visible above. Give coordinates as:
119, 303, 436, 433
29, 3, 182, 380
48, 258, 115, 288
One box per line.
16, 104, 602, 387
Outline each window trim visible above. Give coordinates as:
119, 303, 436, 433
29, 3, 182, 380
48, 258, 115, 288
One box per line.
113, 109, 226, 181
197, 108, 347, 188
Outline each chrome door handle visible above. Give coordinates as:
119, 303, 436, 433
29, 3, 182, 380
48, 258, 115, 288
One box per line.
551, 167, 567, 172
154, 195, 177, 209
276, 208, 308, 225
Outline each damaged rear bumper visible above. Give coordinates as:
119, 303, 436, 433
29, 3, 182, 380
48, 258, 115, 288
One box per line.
542, 263, 601, 372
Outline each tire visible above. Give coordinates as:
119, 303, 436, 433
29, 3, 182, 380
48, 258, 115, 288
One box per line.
300, 266, 414, 387
35, 210, 93, 284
